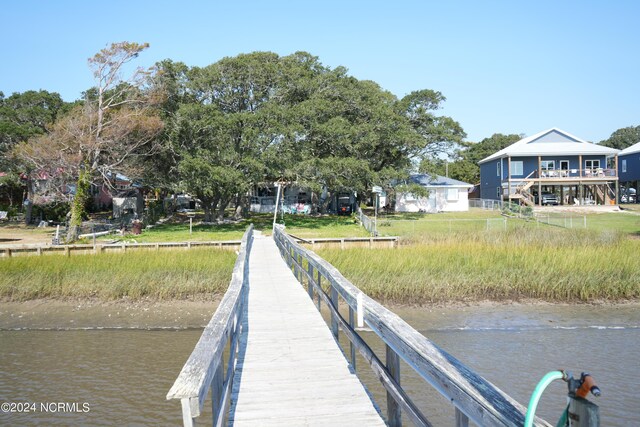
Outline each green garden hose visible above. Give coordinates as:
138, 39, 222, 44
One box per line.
524, 370, 566, 427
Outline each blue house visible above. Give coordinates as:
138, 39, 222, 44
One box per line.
618, 141, 640, 202
479, 128, 620, 206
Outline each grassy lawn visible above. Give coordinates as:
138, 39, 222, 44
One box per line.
93, 212, 368, 243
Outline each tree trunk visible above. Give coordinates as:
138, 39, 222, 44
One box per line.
233, 193, 248, 220
201, 196, 218, 223
66, 170, 90, 243
216, 197, 230, 222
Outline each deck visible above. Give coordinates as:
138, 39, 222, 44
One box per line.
228, 232, 384, 426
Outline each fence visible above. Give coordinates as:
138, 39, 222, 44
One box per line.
377, 217, 509, 236
0, 240, 242, 258
356, 207, 376, 235
534, 213, 587, 229
273, 225, 549, 427
166, 225, 253, 426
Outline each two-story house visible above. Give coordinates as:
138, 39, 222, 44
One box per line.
479, 128, 620, 206
618, 141, 640, 202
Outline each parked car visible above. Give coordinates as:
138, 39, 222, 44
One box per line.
620, 188, 637, 204
534, 192, 559, 205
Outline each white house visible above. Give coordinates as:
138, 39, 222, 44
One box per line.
395, 174, 473, 213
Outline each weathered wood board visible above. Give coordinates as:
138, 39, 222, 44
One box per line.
228, 234, 384, 426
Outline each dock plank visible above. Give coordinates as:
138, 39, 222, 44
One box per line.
229, 234, 384, 426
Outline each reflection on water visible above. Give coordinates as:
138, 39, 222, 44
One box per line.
0, 304, 638, 426
0, 329, 201, 426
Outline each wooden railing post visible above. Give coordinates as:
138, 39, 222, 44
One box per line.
349, 306, 356, 369
307, 264, 314, 299
455, 408, 469, 427
386, 344, 401, 427
330, 283, 339, 340
316, 270, 322, 310
211, 358, 224, 424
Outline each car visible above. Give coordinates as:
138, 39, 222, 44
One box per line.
620, 188, 637, 204
535, 192, 559, 205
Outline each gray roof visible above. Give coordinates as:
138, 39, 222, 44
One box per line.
619, 141, 640, 156
478, 128, 619, 164
409, 174, 473, 188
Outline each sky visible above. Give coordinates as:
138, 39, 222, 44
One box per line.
2, 0, 639, 144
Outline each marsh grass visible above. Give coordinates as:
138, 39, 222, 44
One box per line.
318, 227, 640, 304
0, 248, 236, 301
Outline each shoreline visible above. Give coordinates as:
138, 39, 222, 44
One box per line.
2, 297, 639, 330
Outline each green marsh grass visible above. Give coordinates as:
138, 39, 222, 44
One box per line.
0, 248, 236, 301
317, 227, 640, 304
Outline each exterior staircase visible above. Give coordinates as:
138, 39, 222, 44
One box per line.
513, 172, 536, 206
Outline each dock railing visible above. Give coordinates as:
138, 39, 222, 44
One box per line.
273, 224, 550, 427
167, 225, 253, 427
357, 207, 376, 235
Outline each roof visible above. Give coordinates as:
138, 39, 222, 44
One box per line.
619, 141, 640, 156
409, 173, 473, 188
478, 128, 620, 164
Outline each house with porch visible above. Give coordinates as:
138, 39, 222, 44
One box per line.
618, 141, 640, 202
479, 128, 620, 206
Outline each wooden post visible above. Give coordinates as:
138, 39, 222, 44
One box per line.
122, 243, 126, 253
330, 284, 339, 339
455, 408, 469, 427
5, 248, 11, 258
340, 238, 345, 250
307, 264, 314, 299
349, 306, 356, 369
37, 247, 42, 256
316, 270, 322, 310
211, 359, 224, 426
65, 246, 70, 257
386, 344, 401, 427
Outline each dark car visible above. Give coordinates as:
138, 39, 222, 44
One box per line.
535, 192, 559, 205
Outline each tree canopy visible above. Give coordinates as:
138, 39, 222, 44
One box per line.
599, 125, 640, 150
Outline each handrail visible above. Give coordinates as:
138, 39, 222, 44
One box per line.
0, 240, 242, 258
167, 225, 253, 427
273, 224, 550, 427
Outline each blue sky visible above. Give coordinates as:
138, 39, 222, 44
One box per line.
2, 0, 639, 143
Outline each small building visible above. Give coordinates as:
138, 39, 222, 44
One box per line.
250, 184, 356, 215
395, 174, 473, 213
478, 128, 620, 206
618, 141, 640, 202
112, 189, 144, 220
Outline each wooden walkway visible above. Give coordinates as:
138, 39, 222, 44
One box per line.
228, 232, 384, 426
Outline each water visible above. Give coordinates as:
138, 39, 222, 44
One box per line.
0, 305, 638, 426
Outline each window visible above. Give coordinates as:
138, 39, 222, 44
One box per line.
541, 160, 555, 171
585, 159, 600, 170
510, 161, 523, 176
560, 160, 570, 170
622, 159, 627, 173
497, 161, 501, 177
446, 188, 459, 201
497, 187, 502, 199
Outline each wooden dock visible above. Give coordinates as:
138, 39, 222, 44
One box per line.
228, 232, 384, 426
168, 225, 550, 427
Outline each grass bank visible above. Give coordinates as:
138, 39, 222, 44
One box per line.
317, 227, 640, 305
0, 248, 236, 301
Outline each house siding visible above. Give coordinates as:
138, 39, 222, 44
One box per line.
619, 152, 640, 182
480, 160, 503, 200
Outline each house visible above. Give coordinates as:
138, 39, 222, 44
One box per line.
618, 141, 640, 202
395, 174, 473, 213
478, 128, 620, 206
250, 184, 357, 215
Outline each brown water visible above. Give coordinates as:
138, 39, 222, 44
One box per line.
0, 304, 638, 426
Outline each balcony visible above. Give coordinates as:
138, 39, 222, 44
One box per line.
531, 168, 617, 179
